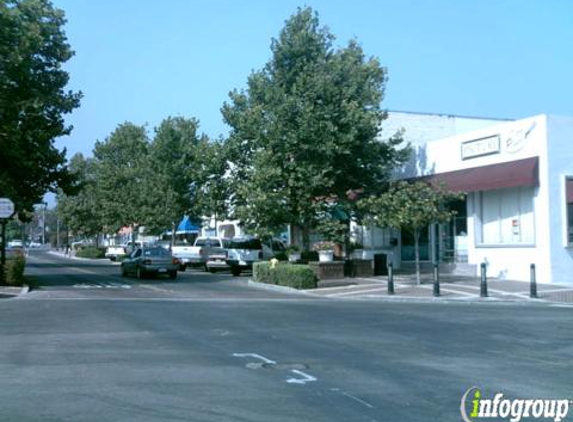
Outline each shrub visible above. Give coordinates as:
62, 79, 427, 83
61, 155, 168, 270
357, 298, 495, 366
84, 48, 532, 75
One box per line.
300, 250, 319, 262
253, 261, 316, 289
75, 246, 106, 259
3, 250, 26, 286
273, 251, 288, 261
285, 244, 301, 254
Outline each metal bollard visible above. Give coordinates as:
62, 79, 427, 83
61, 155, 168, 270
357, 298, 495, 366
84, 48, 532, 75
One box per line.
480, 262, 488, 298
387, 262, 395, 295
530, 263, 538, 298
433, 263, 440, 297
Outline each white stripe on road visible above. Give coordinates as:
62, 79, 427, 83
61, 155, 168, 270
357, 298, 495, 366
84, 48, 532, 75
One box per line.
233, 353, 277, 365
286, 369, 317, 385
326, 286, 389, 297
73, 283, 132, 289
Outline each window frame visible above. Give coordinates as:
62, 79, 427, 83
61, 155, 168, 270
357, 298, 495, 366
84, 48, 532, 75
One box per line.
475, 186, 536, 248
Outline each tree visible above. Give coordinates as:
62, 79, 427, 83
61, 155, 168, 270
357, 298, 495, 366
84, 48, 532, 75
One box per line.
92, 123, 150, 234
358, 181, 464, 285
0, 0, 82, 219
88, 118, 208, 237
145, 117, 204, 233
56, 153, 102, 244
189, 138, 230, 231
221, 7, 408, 246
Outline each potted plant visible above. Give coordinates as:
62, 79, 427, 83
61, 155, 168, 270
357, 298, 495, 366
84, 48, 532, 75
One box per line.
313, 241, 336, 262
286, 244, 302, 262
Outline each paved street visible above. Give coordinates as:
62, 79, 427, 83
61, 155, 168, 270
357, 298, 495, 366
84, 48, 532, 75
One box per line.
0, 251, 572, 422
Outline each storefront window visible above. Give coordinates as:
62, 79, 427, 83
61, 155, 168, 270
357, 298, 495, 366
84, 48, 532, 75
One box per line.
478, 187, 535, 246
401, 227, 430, 261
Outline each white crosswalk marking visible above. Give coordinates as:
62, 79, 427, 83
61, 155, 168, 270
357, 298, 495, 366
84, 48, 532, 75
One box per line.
73, 283, 131, 289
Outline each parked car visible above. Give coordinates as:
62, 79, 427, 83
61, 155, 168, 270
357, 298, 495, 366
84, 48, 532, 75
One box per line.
172, 237, 230, 271
7, 239, 24, 249
71, 239, 95, 250
154, 240, 172, 250
105, 245, 128, 261
120, 247, 179, 279
225, 236, 285, 276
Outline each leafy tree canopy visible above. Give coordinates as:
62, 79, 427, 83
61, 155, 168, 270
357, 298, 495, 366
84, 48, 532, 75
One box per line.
82, 118, 209, 235
222, 7, 409, 240
0, 0, 82, 219
56, 153, 101, 240
358, 181, 464, 283
92, 122, 150, 233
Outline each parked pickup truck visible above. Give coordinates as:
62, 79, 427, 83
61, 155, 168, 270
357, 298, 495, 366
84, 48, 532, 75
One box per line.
105, 241, 146, 261
171, 237, 230, 271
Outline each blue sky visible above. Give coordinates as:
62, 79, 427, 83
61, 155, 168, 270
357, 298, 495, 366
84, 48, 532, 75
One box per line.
52, 0, 573, 158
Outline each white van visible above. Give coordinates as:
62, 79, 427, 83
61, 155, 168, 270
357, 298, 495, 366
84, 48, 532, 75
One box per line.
225, 236, 285, 276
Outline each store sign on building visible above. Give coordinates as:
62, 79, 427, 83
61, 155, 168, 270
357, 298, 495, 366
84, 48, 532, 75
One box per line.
461, 135, 500, 160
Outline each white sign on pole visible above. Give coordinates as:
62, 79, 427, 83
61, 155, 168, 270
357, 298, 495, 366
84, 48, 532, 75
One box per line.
0, 198, 15, 219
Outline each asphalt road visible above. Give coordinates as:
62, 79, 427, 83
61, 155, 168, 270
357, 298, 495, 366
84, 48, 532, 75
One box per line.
0, 250, 571, 422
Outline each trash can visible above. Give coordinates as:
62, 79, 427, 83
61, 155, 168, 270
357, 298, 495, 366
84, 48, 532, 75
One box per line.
374, 253, 387, 276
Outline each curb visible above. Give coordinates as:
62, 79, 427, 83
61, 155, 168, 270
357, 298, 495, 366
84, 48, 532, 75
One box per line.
246, 279, 550, 305
0, 284, 30, 299
320, 294, 548, 306
47, 250, 119, 264
247, 279, 316, 296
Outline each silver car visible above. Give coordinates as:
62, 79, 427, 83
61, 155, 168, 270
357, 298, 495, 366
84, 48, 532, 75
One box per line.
121, 247, 179, 279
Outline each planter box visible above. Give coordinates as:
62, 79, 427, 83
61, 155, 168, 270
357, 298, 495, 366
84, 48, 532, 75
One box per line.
308, 261, 345, 280
344, 259, 374, 277
288, 253, 302, 262
318, 250, 334, 262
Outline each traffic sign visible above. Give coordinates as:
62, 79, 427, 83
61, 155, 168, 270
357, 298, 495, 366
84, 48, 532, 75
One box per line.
0, 198, 15, 219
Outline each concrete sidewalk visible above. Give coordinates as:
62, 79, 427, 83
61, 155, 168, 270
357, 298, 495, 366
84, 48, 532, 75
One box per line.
0, 285, 30, 299
313, 273, 573, 304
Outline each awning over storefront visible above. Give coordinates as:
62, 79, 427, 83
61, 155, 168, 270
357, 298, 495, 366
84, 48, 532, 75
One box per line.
420, 156, 539, 193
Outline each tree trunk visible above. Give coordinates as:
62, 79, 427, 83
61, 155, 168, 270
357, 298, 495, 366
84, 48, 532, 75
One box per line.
214, 212, 218, 237
343, 219, 351, 259
302, 223, 310, 252
414, 228, 421, 285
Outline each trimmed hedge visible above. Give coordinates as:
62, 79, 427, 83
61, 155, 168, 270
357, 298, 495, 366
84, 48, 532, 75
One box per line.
253, 261, 316, 289
75, 246, 106, 259
2, 250, 26, 286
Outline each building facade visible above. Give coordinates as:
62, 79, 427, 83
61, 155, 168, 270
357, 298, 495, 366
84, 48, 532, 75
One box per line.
391, 113, 573, 284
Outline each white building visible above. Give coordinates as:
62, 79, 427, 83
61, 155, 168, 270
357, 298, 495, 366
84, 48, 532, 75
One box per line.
380, 112, 573, 284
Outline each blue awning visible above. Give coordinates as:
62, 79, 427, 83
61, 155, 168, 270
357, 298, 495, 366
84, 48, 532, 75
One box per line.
176, 216, 200, 234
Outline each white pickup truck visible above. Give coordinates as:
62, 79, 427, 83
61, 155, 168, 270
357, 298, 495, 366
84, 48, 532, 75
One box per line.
105, 241, 146, 261
171, 237, 230, 271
